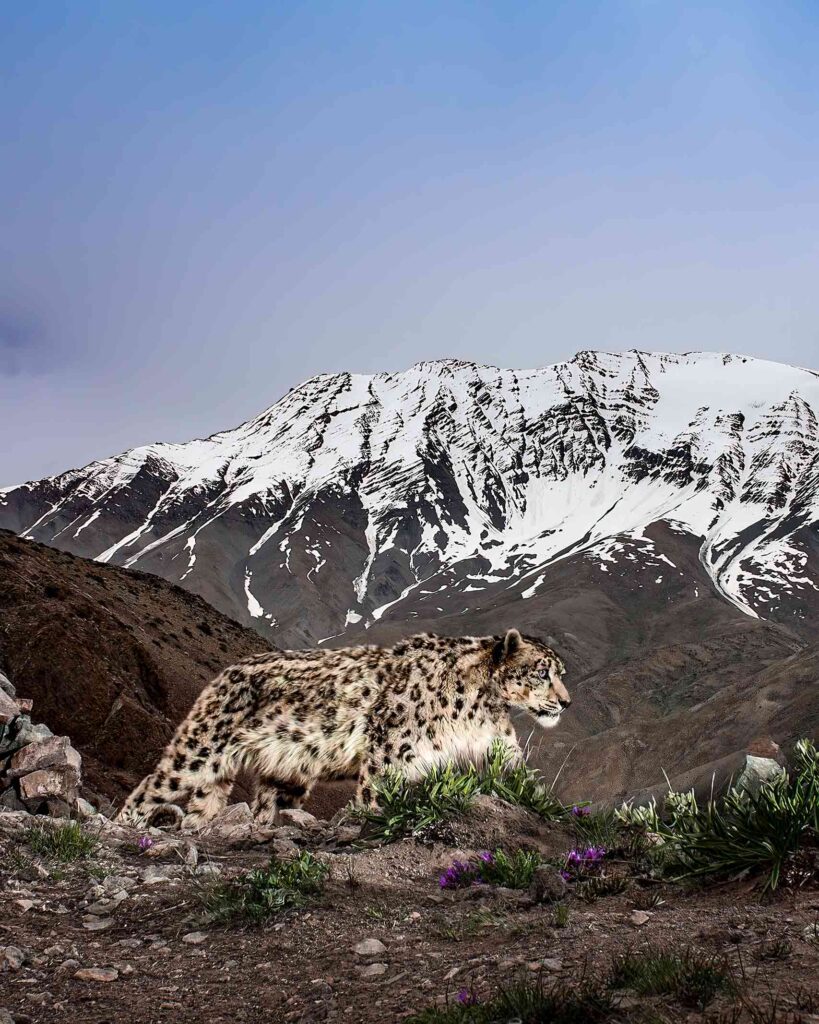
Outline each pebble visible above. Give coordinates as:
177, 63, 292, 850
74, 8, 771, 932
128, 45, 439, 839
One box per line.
0, 946, 25, 970
56, 959, 81, 974
83, 917, 114, 931
14, 899, 34, 913
630, 910, 651, 927
359, 963, 387, 978
103, 875, 138, 893
75, 967, 119, 983
353, 938, 387, 957
182, 932, 207, 945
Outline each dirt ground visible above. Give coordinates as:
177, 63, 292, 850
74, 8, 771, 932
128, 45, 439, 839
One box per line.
1, 806, 818, 1024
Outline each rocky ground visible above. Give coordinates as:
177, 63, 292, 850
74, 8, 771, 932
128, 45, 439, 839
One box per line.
1, 799, 818, 1024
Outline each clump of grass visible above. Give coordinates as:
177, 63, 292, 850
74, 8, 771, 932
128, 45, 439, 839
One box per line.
439, 848, 542, 890
753, 938, 792, 962
553, 903, 570, 928
608, 947, 733, 1011
429, 908, 503, 941
409, 977, 619, 1023
25, 821, 97, 863
576, 875, 630, 902
571, 806, 625, 850
201, 852, 327, 925
617, 738, 819, 892
363, 741, 565, 842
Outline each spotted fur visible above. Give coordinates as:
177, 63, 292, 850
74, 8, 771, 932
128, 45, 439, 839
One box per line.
116, 629, 570, 828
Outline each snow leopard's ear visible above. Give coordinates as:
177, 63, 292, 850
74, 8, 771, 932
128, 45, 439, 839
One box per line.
492, 628, 522, 666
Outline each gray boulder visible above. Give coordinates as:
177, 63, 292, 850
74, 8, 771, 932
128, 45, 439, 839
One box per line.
735, 755, 786, 797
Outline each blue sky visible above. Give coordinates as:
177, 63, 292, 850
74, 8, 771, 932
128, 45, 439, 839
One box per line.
2, 1, 818, 482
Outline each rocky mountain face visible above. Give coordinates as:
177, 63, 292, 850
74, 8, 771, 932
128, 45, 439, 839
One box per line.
1, 350, 817, 802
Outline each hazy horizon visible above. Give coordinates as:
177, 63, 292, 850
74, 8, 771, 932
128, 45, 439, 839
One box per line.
3, 2, 819, 483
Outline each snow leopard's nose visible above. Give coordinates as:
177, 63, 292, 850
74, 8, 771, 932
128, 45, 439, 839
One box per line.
558, 695, 571, 709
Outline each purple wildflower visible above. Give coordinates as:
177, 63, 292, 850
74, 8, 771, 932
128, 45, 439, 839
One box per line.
138, 835, 154, 852
439, 859, 478, 889
571, 805, 591, 817
457, 988, 478, 1006
478, 851, 494, 864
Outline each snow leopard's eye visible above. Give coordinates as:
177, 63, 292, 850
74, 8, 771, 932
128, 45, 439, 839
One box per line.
537, 668, 549, 680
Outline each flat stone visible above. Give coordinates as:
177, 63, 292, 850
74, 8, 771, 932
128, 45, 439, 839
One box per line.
57, 958, 81, 974
142, 864, 181, 884
103, 875, 138, 893
354, 938, 387, 957
277, 809, 319, 829
542, 958, 563, 972
630, 910, 651, 927
359, 963, 387, 978
19, 766, 78, 804
74, 967, 119, 983
82, 917, 113, 931
182, 932, 207, 945
14, 899, 34, 913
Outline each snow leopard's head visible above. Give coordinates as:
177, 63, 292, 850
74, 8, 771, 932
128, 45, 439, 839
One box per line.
491, 629, 570, 729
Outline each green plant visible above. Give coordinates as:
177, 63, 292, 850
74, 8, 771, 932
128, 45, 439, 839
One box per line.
25, 821, 97, 862
478, 848, 543, 889
409, 977, 620, 1023
573, 807, 624, 850
553, 904, 570, 928
201, 852, 327, 925
576, 875, 630, 902
363, 741, 565, 842
608, 947, 733, 1011
618, 739, 819, 891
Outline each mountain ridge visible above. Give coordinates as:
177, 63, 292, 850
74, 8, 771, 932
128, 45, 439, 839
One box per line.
2, 350, 818, 649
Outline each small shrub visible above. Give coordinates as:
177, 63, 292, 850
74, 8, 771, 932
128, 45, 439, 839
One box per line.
201, 852, 327, 925
25, 822, 97, 863
617, 739, 819, 891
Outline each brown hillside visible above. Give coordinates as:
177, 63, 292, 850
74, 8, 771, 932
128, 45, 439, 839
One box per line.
0, 530, 270, 802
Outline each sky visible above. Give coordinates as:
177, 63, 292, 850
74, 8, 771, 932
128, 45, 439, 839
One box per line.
2, 1, 819, 484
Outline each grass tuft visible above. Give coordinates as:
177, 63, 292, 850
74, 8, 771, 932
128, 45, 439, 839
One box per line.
201, 851, 327, 925
409, 977, 619, 1024
25, 821, 97, 862
363, 740, 565, 842
608, 947, 733, 1011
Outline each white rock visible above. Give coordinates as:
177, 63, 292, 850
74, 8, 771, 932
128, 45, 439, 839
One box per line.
359, 962, 387, 978
182, 932, 207, 945
354, 938, 387, 957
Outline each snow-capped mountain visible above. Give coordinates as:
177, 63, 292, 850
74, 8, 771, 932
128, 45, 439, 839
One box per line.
3, 350, 818, 647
